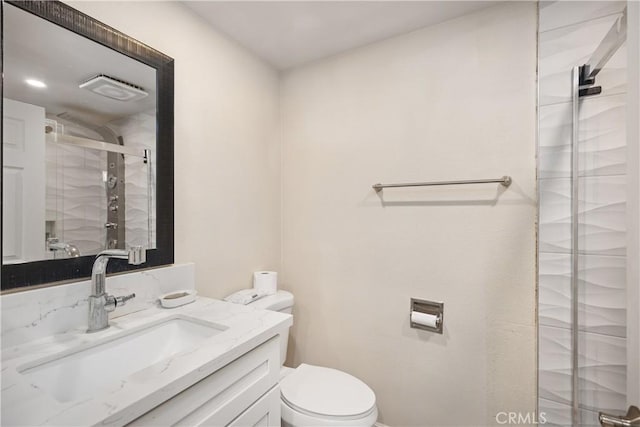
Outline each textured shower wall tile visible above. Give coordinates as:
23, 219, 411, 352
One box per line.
537, 0, 629, 417
539, 253, 626, 336
538, 398, 571, 427
539, 14, 627, 106
579, 175, 626, 256
539, 253, 572, 328
539, 327, 627, 413
539, 179, 572, 253
124, 162, 151, 249
578, 332, 627, 412
579, 94, 627, 176
51, 145, 108, 256
539, 102, 572, 178
62, 182, 104, 195
63, 219, 104, 255
60, 163, 106, 255
58, 144, 86, 167
539, 176, 626, 255
108, 111, 156, 250
45, 143, 61, 222
539, 95, 626, 178
53, 186, 104, 252
45, 116, 158, 257
539, 326, 572, 405
578, 255, 626, 337
539, 1, 627, 33
82, 149, 106, 171
579, 409, 601, 427
64, 202, 104, 219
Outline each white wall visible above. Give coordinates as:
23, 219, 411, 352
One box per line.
66, 1, 282, 297
280, 3, 537, 426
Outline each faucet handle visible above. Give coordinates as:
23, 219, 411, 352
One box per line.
115, 293, 136, 307
105, 293, 136, 313
128, 246, 146, 265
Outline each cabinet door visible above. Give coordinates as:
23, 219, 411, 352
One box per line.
129, 336, 280, 427
228, 385, 281, 427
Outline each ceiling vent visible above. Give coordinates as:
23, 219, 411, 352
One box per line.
79, 74, 148, 102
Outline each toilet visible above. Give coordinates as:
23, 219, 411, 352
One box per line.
244, 291, 378, 427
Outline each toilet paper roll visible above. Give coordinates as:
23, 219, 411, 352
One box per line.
410, 311, 439, 328
253, 271, 278, 295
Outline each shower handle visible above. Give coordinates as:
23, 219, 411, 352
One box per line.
599, 406, 640, 427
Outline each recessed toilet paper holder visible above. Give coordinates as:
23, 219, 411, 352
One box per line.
410, 298, 444, 334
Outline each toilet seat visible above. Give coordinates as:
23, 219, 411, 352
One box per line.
280, 364, 378, 426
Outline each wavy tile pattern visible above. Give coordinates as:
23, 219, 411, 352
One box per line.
539, 94, 627, 178
578, 332, 627, 412
44, 112, 155, 257
578, 176, 626, 256
536, 399, 600, 427
539, 14, 627, 106
579, 95, 627, 177
539, 1, 626, 33
539, 327, 627, 413
46, 141, 108, 256
538, 398, 571, 426
579, 409, 601, 427
539, 103, 572, 179
578, 256, 626, 337
539, 253, 626, 337
109, 111, 156, 249
539, 176, 626, 256
539, 326, 572, 405
539, 178, 572, 253
538, 1, 628, 419
539, 253, 572, 329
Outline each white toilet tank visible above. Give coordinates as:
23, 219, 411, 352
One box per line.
246, 291, 294, 366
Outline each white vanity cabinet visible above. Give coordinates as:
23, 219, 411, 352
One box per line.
129, 336, 281, 427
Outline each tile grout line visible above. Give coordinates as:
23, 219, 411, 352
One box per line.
539, 173, 629, 181
539, 10, 627, 35
540, 91, 628, 108
540, 323, 628, 341
539, 251, 628, 260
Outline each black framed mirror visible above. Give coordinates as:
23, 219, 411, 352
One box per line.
1, 0, 174, 291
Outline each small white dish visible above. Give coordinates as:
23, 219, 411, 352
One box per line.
159, 289, 197, 308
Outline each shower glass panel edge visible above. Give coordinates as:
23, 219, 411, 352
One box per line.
571, 65, 580, 427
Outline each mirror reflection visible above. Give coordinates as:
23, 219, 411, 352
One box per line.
2, 4, 157, 264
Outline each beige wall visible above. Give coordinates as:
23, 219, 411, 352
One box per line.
67, 1, 282, 298
64, 2, 538, 424
280, 3, 538, 426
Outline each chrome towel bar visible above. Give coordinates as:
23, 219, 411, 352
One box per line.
372, 176, 512, 192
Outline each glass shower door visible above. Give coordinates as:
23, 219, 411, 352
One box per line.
571, 5, 639, 426
538, 2, 639, 426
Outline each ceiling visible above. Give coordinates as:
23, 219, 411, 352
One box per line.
4, 3, 156, 126
183, 1, 499, 70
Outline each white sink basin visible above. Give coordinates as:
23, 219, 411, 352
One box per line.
18, 316, 227, 403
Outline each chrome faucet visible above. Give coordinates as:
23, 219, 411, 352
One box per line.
87, 246, 146, 333
47, 238, 81, 258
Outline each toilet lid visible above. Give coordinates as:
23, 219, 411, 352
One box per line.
280, 364, 376, 418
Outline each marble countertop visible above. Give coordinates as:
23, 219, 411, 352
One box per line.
1, 297, 292, 427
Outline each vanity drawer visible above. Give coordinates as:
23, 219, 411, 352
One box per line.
129, 336, 280, 427
228, 385, 281, 427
